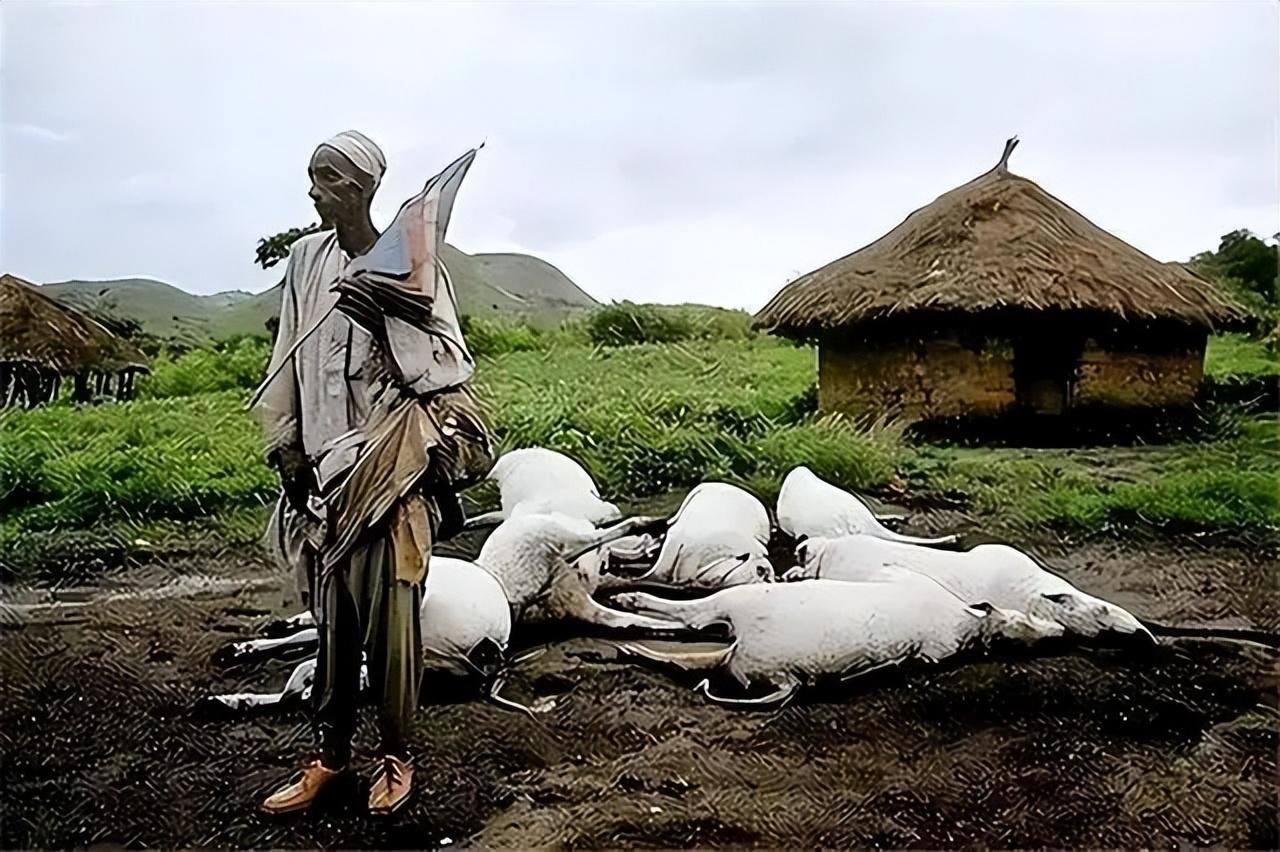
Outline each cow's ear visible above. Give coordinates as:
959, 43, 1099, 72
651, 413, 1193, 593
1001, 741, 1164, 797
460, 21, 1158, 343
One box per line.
1042, 593, 1071, 604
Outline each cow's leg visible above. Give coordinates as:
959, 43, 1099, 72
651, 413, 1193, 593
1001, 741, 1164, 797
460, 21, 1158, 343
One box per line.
873, 527, 958, 547
837, 657, 906, 683
261, 610, 316, 638
615, 642, 733, 672
461, 510, 505, 531
549, 574, 687, 632
566, 589, 690, 632
544, 555, 687, 633
205, 658, 317, 713
564, 515, 668, 564
695, 673, 800, 710
214, 628, 319, 665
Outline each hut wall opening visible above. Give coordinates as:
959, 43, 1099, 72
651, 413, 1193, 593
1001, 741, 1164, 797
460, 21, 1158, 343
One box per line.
0, 360, 149, 408
1012, 330, 1082, 416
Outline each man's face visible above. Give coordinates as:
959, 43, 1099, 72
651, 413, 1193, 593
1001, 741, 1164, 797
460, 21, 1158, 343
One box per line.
308, 147, 366, 227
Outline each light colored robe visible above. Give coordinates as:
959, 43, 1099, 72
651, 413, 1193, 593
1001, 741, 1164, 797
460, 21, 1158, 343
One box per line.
256, 227, 475, 586
258, 231, 371, 483
257, 231, 374, 590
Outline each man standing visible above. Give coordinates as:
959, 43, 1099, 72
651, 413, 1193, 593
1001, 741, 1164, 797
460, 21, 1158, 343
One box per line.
254, 130, 491, 816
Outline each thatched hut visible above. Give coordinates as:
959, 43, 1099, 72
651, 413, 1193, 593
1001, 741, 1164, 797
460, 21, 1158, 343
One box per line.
0, 273, 149, 407
754, 139, 1249, 422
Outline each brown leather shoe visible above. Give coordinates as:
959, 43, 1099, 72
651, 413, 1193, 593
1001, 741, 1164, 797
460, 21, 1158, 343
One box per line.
368, 754, 414, 816
260, 760, 345, 815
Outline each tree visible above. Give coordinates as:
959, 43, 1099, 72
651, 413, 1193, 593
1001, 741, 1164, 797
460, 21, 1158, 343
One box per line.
1190, 229, 1278, 307
255, 223, 323, 269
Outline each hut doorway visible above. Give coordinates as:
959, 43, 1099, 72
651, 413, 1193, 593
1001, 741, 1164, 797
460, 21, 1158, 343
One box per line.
1014, 334, 1079, 415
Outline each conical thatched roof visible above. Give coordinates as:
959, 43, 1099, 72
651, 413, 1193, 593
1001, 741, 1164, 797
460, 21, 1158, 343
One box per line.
0, 273, 147, 372
755, 139, 1249, 336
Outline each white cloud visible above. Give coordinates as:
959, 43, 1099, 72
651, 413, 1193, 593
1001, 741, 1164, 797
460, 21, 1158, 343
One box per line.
9, 123, 71, 143
1, 1, 1275, 307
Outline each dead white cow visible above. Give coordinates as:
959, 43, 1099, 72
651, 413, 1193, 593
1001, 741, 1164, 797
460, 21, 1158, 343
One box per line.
475, 512, 680, 631
465, 447, 621, 529
612, 571, 1063, 708
777, 466, 955, 545
787, 534, 1152, 640
206, 557, 520, 713
617, 482, 775, 589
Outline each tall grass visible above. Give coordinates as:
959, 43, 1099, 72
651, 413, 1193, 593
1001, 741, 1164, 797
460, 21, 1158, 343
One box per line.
0, 392, 276, 527
586, 302, 756, 347
2, 332, 1275, 575
905, 417, 1278, 534
139, 337, 273, 399
0, 339, 845, 556
1204, 333, 1279, 378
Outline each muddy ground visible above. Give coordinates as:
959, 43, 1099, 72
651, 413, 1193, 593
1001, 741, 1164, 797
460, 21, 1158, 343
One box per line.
2, 507, 1277, 849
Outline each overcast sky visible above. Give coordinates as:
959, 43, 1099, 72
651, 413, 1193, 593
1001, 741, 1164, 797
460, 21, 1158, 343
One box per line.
3, 1, 1276, 310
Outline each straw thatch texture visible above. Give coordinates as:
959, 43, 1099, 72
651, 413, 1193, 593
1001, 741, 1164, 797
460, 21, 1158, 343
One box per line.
754, 141, 1249, 335
0, 273, 146, 372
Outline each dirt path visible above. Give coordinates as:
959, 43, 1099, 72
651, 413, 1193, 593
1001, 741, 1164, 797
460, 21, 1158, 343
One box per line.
2, 521, 1277, 848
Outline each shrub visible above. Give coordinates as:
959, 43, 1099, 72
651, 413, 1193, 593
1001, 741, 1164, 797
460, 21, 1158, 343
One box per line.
584, 302, 758, 347
749, 418, 904, 493
139, 337, 271, 399
587, 302, 697, 347
461, 315, 544, 357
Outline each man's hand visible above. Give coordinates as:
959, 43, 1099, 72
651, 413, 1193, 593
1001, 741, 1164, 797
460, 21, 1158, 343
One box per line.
434, 488, 466, 542
269, 445, 313, 514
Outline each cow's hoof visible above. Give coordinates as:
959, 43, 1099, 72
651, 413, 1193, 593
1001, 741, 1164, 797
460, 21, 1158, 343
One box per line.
260, 618, 302, 638
211, 644, 247, 667
192, 695, 239, 720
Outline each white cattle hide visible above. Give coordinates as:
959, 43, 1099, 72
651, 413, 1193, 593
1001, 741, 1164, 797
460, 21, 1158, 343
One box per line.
777, 466, 955, 545
790, 534, 1150, 639
635, 483, 775, 589
613, 572, 1062, 706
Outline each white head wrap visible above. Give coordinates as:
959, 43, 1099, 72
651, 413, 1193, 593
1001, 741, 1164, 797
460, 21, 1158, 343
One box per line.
316, 129, 387, 192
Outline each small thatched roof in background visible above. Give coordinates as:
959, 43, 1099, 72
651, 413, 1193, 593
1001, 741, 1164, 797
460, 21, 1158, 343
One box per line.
755, 139, 1250, 336
0, 273, 147, 372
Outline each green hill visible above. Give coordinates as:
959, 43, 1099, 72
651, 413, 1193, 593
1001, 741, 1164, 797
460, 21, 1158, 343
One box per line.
442, 244, 599, 327
39, 278, 241, 343
42, 244, 598, 341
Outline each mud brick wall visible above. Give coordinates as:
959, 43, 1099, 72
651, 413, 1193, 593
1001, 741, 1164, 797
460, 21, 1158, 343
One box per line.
1072, 342, 1205, 408
818, 335, 1016, 421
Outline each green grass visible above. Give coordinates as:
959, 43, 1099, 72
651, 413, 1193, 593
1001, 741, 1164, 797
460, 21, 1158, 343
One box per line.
905, 417, 1278, 535
2, 334, 1276, 576
0, 339, 834, 574
139, 337, 273, 399
1205, 333, 1279, 378
0, 391, 277, 521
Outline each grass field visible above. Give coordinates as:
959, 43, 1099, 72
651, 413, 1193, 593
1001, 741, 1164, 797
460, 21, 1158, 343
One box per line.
1, 334, 1276, 577
1205, 333, 1280, 378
